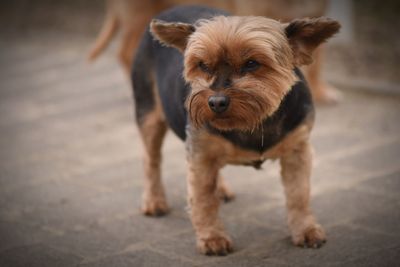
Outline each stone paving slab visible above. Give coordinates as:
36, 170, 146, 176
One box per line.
0, 35, 400, 266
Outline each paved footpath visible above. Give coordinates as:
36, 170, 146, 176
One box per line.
0, 34, 399, 267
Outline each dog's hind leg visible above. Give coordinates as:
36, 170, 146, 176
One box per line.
132, 31, 169, 216
138, 104, 168, 216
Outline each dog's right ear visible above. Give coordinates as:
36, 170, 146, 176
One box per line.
284, 17, 340, 66
150, 19, 195, 52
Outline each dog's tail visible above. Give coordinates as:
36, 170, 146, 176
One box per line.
87, 14, 119, 62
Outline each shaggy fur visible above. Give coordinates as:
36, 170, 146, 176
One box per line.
132, 5, 340, 255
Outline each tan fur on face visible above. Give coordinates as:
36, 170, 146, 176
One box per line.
184, 16, 297, 131
187, 82, 281, 131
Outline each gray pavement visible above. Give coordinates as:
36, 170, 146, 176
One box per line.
0, 34, 399, 267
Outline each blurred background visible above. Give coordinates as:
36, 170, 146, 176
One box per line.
1, 0, 399, 92
0, 1, 399, 266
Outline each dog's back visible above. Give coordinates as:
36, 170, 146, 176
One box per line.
132, 6, 228, 140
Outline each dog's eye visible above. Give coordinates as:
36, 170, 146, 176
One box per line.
198, 61, 211, 73
241, 60, 260, 73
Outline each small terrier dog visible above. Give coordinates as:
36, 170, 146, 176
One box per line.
131, 5, 340, 255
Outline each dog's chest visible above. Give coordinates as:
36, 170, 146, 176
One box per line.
228, 155, 268, 169
206, 123, 312, 168
216, 138, 278, 169
212, 130, 282, 168
208, 122, 284, 155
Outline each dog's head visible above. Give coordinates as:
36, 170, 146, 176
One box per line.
151, 16, 340, 131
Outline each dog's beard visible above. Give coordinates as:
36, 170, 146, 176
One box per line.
186, 70, 297, 132
187, 87, 276, 132
185, 60, 297, 132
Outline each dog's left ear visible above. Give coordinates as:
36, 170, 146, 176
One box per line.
150, 19, 195, 52
284, 17, 340, 66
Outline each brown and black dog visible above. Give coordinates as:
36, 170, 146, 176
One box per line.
131, 5, 340, 255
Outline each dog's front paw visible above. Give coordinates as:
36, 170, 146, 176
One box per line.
141, 197, 169, 217
292, 224, 326, 248
197, 233, 233, 256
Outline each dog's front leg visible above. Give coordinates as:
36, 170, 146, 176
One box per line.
187, 157, 233, 256
280, 140, 326, 248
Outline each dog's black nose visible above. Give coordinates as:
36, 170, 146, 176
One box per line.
208, 95, 230, 113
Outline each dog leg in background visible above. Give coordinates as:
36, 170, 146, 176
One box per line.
118, 28, 140, 74
216, 175, 235, 202
187, 155, 233, 255
280, 140, 326, 248
305, 46, 341, 104
138, 106, 169, 216
118, 1, 172, 73
118, 11, 167, 73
